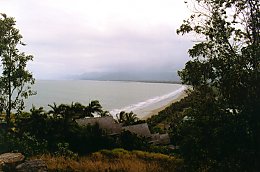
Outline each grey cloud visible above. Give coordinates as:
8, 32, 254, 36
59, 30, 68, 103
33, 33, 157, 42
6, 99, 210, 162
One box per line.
2, 0, 193, 80
25, 27, 193, 79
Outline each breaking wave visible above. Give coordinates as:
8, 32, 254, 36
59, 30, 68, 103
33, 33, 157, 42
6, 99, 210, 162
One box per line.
110, 85, 186, 116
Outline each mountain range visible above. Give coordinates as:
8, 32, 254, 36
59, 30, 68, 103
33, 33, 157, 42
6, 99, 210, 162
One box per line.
75, 71, 181, 83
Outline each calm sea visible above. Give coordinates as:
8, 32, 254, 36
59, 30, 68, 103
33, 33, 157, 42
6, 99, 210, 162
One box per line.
25, 80, 186, 118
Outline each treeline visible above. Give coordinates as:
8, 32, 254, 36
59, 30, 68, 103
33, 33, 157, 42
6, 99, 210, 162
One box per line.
0, 101, 153, 157
148, 0, 260, 171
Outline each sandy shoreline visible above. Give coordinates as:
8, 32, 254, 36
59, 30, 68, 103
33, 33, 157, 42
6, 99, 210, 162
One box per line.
141, 91, 187, 120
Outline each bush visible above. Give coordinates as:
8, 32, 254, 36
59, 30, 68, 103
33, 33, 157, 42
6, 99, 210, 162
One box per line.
0, 130, 47, 156
118, 130, 149, 151
54, 142, 78, 159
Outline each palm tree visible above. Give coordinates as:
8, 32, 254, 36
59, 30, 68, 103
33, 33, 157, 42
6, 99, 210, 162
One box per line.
116, 111, 140, 126
86, 100, 103, 117
70, 102, 86, 119
100, 110, 111, 117
116, 111, 127, 123
48, 103, 58, 115
48, 103, 76, 123
125, 111, 139, 125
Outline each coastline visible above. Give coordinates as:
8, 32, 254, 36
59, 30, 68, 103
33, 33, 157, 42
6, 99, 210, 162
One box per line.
77, 79, 182, 85
141, 91, 187, 120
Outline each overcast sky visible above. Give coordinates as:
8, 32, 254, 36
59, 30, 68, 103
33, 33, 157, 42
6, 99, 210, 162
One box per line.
1, 0, 193, 79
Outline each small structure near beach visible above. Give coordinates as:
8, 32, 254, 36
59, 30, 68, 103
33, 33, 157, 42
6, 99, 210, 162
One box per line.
76, 116, 170, 145
122, 123, 152, 138
76, 116, 122, 135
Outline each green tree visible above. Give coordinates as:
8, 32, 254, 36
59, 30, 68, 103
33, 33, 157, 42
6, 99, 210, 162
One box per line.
175, 0, 259, 170
87, 100, 103, 117
116, 111, 141, 126
48, 103, 85, 121
48, 101, 106, 119
99, 110, 111, 117
118, 130, 148, 151
0, 14, 35, 128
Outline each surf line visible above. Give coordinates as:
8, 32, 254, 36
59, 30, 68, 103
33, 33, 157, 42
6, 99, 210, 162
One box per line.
110, 85, 186, 116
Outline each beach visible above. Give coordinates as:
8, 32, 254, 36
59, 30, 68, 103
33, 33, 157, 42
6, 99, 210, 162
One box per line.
26, 80, 185, 114
141, 91, 187, 120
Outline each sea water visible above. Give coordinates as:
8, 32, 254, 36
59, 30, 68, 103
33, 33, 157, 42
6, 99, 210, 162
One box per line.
25, 80, 186, 117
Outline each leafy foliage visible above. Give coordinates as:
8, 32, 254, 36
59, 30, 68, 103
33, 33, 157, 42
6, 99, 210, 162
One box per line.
48, 100, 109, 119
147, 92, 192, 133
118, 130, 149, 151
9, 102, 151, 156
0, 14, 35, 128
54, 142, 78, 158
116, 111, 144, 126
174, 0, 259, 171
15, 102, 114, 154
0, 130, 47, 156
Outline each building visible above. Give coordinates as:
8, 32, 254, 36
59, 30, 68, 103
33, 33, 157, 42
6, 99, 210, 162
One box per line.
122, 123, 152, 138
76, 116, 122, 135
76, 116, 170, 145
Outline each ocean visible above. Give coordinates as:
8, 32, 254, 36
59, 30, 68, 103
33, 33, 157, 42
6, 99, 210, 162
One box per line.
25, 80, 186, 118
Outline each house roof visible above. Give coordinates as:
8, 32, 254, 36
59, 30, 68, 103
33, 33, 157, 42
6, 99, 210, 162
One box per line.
76, 116, 122, 135
122, 123, 151, 138
76, 116, 170, 145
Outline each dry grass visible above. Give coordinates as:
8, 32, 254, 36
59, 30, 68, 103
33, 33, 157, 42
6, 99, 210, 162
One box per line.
31, 149, 183, 172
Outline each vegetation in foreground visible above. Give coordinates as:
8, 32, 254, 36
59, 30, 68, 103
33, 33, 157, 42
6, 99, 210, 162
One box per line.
1, 0, 259, 171
31, 149, 183, 172
0, 13, 35, 129
148, 0, 260, 171
0, 101, 153, 156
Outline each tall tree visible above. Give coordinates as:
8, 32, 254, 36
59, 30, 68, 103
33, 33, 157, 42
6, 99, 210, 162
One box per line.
0, 14, 35, 128
175, 0, 259, 170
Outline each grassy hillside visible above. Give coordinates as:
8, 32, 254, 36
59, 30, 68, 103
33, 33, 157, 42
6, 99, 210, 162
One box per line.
32, 149, 183, 172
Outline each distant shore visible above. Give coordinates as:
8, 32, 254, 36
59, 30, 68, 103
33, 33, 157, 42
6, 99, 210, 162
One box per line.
141, 91, 187, 120
111, 80, 182, 84
81, 79, 182, 84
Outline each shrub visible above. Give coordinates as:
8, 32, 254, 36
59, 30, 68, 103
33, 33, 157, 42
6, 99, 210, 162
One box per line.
118, 130, 149, 151
0, 130, 47, 156
54, 142, 78, 159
